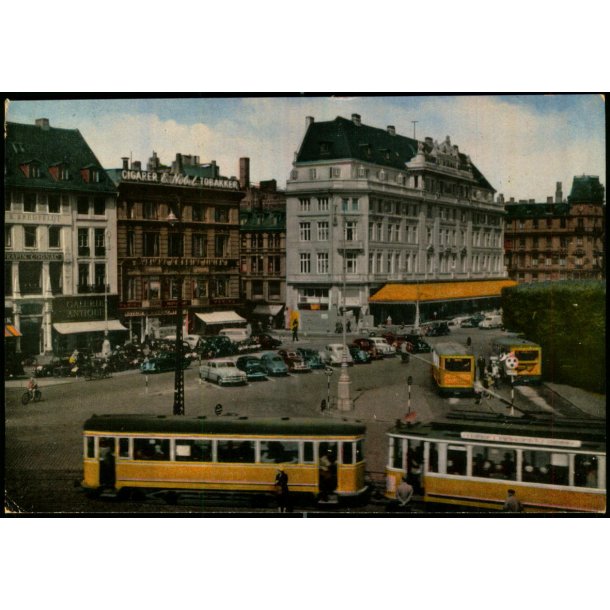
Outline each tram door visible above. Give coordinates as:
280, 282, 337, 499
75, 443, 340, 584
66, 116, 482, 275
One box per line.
98, 437, 116, 489
319, 442, 338, 497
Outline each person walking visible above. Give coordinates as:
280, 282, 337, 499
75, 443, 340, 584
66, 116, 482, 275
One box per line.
396, 476, 414, 509
503, 489, 524, 512
477, 356, 486, 381
291, 318, 299, 342
275, 468, 290, 512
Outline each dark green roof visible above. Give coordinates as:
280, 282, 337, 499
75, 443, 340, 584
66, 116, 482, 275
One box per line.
84, 414, 366, 437
240, 209, 286, 231
505, 202, 571, 219
568, 175, 605, 204
5, 121, 116, 194
296, 116, 494, 191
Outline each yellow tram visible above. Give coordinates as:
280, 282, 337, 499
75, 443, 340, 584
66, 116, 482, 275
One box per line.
431, 342, 475, 396
82, 414, 367, 504
385, 412, 606, 513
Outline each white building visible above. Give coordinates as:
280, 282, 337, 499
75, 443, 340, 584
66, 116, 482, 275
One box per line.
285, 114, 507, 331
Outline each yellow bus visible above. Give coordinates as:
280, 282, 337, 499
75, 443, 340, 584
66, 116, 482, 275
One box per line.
385, 411, 606, 513
82, 414, 367, 507
431, 341, 475, 396
492, 336, 542, 384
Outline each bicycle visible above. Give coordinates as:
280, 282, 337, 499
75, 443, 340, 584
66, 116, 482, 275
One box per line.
21, 388, 42, 405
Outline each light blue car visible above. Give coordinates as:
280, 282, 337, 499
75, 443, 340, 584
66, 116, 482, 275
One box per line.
260, 351, 289, 376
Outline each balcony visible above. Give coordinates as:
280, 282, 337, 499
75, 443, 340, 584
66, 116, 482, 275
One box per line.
77, 283, 111, 294
337, 239, 364, 252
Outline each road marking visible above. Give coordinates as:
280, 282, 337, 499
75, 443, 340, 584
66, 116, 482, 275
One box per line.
516, 385, 555, 412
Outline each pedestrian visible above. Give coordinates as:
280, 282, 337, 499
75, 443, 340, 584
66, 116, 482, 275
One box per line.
477, 356, 486, 381
466, 336, 472, 347
502, 489, 524, 512
396, 476, 414, 509
386, 315, 392, 327
291, 318, 299, 342
346, 319, 351, 333
275, 467, 290, 512
268, 315, 273, 330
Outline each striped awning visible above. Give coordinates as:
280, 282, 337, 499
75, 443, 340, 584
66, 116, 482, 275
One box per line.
53, 320, 128, 334
369, 280, 518, 304
195, 311, 246, 325
5, 324, 22, 337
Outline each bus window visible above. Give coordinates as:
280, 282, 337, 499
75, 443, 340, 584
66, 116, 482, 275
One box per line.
355, 440, 364, 463
86, 436, 95, 458
574, 455, 598, 488
472, 447, 516, 480
119, 438, 130, 459
514, 350, 538, 362
303, 442, 315, 464
444, 357, 472, 372
342, 442, 353, 465
447, 446, 467, 476
260, 440, 299, 464
175, 439, 212, 462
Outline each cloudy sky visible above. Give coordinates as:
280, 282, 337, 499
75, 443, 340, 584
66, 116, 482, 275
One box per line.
6, 94, 605, 202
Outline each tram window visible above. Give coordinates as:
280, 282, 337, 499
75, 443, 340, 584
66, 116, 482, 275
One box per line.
390, 437, 403, 469
175, 439, 212, 462
574, 455, 598, 488
444, 357, 471, 372
134, 438, 170, 461
303, 442, 315, 463
319, 442, 338, 463
472, 446, 516, 480
86, 437, 95, 458
428, 444, 439, 473
355, 440, 364, 463
119, 438, 130, 458
260, 441, 298, 464
217, 440, 255, 463
522, 450, 568, 485
408, 440, 424, 471
447, 446, 467, 476
342, 442, 353, 465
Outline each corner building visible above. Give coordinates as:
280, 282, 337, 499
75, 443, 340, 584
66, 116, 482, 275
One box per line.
285, 114, 507, 331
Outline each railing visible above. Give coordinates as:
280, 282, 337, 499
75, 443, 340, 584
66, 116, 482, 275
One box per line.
77, 283, 111, 294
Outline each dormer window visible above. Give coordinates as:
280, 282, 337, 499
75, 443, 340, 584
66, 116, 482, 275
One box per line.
20, 160, 42, 178
49, 162, 70, 181
319, 142, 331, 155
81, 165, 101, 183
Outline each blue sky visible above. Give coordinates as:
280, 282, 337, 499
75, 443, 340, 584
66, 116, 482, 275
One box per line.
6, 94, 605, 202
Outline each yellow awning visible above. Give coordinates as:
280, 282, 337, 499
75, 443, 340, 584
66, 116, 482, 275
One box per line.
369, 280, 518, 303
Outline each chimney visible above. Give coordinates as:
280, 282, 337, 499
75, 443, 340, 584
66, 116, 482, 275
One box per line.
529, 199, 535, 203
306, 116, 315, 128
497, 193, 505, 204
555, 181, 563, 203
547, 196, 553, 204
194, 156, 200, 165
35, 118, 50, 130
176, 153, 183, 174
132, 160, 142, 171
387, 125, 396, 135
351, 113, 362, 126
425, 136, 433, 146
121, 157, 129, 170
509, 197, 515, 203
239, 157, 250, 189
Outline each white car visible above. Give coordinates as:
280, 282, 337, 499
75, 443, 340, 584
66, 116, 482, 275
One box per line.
321, 343, 354, 366
199, 359, 247, 386
478, 315, 503, 329
369, 336, 397, 356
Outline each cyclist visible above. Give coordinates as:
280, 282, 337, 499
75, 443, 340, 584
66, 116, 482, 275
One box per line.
27, 376, 39, 399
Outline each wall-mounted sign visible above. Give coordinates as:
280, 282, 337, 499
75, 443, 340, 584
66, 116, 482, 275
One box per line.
129, 257, 234, 268
121, 169, 239, 190
53, 295, 119, 322
6, 251, 64, 261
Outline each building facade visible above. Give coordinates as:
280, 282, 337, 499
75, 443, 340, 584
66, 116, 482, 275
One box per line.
109, 153, 245, 341
5, 119, 119, 356
504, 177, 605, 282
285, 114, 506, 331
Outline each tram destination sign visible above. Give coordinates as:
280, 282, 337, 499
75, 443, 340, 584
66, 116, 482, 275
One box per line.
460, 431, 582, 449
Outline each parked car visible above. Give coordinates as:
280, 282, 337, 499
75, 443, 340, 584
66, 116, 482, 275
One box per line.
250, 333, 282, 350
321, 343, 354, 366
369, 336, 396, 357
164, 334, 202, 351
349, 346, 372, 364
235, 356, 268, 381
296, 347, 325, 370
403, 334, 432, 354
426, 321, 451, 337
351, 337, 384, 360
199, 359, 248, 386
198, 335, 238, 359
218, 327, 251, 343
141, 352, 191, 374
479, 314, 503, 329
5, 355, 25, 379
259, 351, 289, 376
278, 349, 311, 373
460, 314, 485, 328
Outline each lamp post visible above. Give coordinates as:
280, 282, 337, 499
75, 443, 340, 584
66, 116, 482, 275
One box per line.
337, 205, 353, 411
102, 228, 111, 358
167, 197, 185, 415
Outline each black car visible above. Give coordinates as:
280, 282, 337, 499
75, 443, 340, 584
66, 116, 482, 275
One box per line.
426, 322, 451, 337
198, 336, 238, 358
251, 333, 282, 350
140, 352, 191, 373
235, 356, 268, 381
403, 335, 432, 354
460, 314, 485, 328
296, 347, 325, 369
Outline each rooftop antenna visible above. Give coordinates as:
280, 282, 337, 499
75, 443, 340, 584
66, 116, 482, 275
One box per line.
411, 121, 419, 139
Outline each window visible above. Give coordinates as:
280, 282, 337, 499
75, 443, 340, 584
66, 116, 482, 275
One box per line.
23, 193, 37, 212
214, 207, 228, 223
299, 253, 311, 273
93, 197, 106, 216
330, 167, 341, 178
175, 439, 212, 462
317, 252, 329, 274
48, 194, 60, 214
574, 455, 599, 489
344, 221, 357, 241
134, 438, 170, 460
168, 233, 183, 257
127, 230, 135, 256
368, 253, 374, 273
77, 196, 89, 215
211, 278, 227, 297
214, 235, 227, 257
77, 228, 89, 256
317, 221, 329, 241
341, 198, 349, 212
24, 225, 37, 248
78, 263, 89, 289
194, 278, 208, 298
299, 222, 311, 241
48, 226, 61, 248
309, 168, 317, 180
143, 232, 159, 256
290, 170, 298, 180
299, 198, 311, 211
252, 280, 264, 296
260, 441, 299, 464
215, 440, 254, 463
377, 253, 383, 273
192, 205, 205, 221
94, 229, 106, 256
167, 278, 180, 300
144, 277, 161, 301
125, 277, 137, 300
19, 261, 42, 294
192, 234, 207, 257
143, 201, 157, 219
522, 450, 568, 486
351, 198, 359, 211
5, 225, 12, 248
268, 255, 281, 274
269, 281, 281, 298
317, 197, 329, 211
94, 263, 106, 288
446, 446, 467, 476
560, 218, 566, 229
345, 252, 357, 274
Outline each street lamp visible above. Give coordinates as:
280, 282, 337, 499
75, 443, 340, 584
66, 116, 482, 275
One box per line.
167, 197, 185, 416
337, 205, 353, 411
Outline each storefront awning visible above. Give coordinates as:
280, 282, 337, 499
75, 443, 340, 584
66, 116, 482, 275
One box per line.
369, 280, 518, 304
195, 311, 246, 325
252, 304, 283, 316
5, 324, 22, 337
53, 320, 128, 334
